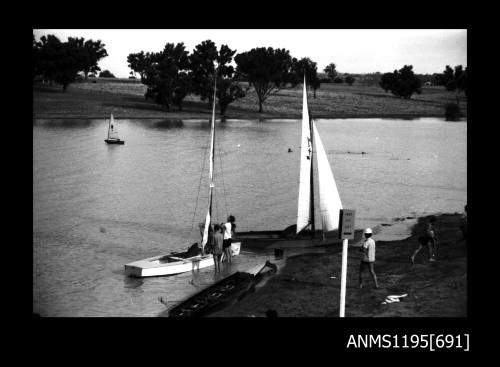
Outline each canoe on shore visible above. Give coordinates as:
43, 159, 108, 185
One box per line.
168, 261, 278, 317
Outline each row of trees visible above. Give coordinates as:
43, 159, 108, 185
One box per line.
33, 35, 108, 91
379, 64, 468, 100
128, 42, 326, 114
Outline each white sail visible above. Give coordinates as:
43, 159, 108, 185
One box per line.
312, 121, 343, 232
201, 79, 217, 248
108, 114, 120, 140
296, 77, 312, 233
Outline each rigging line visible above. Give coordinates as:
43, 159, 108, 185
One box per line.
189, 132, 210, 238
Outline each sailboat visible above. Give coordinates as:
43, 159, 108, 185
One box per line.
104, 113, 125, 144
236, 76, 356, 249
124, 78, 241, 277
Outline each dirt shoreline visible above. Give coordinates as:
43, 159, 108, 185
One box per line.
209, 213, 467, 317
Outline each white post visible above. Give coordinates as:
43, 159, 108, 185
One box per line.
339, 238, 349, 317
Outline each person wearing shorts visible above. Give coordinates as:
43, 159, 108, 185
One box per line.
359, 228, 379, 289
410, 215, 437, 264
212, 224, 224, 272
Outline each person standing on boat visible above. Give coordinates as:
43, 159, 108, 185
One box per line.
359, 228, 379, 289
410, 216, 438, 264
212, 224, 224, 272
222, 215, 236, 263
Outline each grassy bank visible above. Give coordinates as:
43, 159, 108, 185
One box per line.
209, 213, 467, 317
33, 79, 467, 120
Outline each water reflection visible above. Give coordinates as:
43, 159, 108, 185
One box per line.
151, 119, 185, 129
33, 118, 94, 128
123, 276, 144, 289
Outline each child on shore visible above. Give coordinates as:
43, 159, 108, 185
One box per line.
410, 216, 437, 264
359, 228, 379, 289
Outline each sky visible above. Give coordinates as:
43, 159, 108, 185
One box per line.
33, 29, 467, 78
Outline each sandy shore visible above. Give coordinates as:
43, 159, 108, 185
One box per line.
209, 213, 467, 317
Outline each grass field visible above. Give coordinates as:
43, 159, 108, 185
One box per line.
33, 78, 467, 120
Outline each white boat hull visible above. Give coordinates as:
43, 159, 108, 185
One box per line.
124, 241, 241, 277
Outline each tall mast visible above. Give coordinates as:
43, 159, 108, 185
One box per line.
208, 76, 216, 218
201, 75, 217, 251
308, 103, 315, 237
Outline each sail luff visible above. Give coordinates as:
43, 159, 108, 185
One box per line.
107, 114, 112, 139
312, 121, 343, 232
297, 76, 312, 233
201, 77, 217, 248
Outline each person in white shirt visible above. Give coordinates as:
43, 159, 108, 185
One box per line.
359, 228, 379, 289
222, 215, 236, 263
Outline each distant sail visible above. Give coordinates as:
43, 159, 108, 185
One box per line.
108, 114, 120, 140
296, 77, 312, 233
312, 121, 343, 232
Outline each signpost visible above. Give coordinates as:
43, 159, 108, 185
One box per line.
338, 209, 355, 317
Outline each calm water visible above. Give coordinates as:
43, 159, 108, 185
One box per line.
33, 117, 467, 316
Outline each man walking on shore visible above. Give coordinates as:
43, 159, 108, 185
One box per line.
359, 228, 379, 289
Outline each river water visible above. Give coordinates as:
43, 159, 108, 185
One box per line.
33, 117, 466, 316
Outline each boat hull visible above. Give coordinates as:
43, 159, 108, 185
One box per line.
236, 228, 363, 249
105, 139, 125, 145
168, 261, 277, 317
124, 241, 241, 277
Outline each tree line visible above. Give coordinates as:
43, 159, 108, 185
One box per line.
379, 64, 468, 100
33, 33, 467, 115
127, 41, 330, 114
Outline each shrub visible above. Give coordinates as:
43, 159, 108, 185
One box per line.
99, 70, 116, 78
444, 103, 461, 121
333, 77, 344, 83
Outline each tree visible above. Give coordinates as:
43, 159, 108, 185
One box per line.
141, 42, 190, 111
324, 63, 337, 81
33, 34, 108, 91
189, 40, 218, 108
216, 78, 246, 115
441, 65, 468, 102
235, 47, 293, 113
214, 44, 246, 115
379, 65, 422, 99
81, 39, 108, 79
99, 70, 115, 78
291, 57, 320, 98
189, 40, 246, 115
33, 34, 41, 81
344, 75, 355, 86
127, 51, 152, 80
35, 35, 82, 91
333, 77, 344, 84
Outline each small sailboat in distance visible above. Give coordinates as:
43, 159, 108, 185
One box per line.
104, 114, 125, 144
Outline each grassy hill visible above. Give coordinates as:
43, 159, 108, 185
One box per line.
33, 77, 467, 120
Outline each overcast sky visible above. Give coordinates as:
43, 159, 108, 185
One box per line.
33, 29, 467, 78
